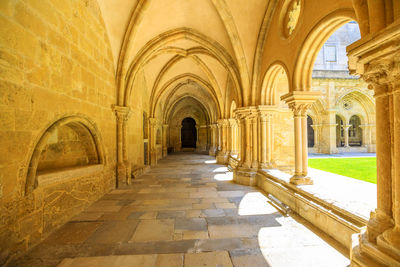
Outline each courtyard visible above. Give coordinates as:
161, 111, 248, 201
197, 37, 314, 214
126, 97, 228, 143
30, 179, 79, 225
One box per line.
309, 153, 377, 184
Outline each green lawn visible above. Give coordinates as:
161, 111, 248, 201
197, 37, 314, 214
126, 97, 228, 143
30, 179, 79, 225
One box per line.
308, 157, 377, 184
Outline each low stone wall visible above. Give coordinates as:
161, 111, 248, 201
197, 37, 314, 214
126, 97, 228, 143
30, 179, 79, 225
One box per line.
256, 170, 366, 250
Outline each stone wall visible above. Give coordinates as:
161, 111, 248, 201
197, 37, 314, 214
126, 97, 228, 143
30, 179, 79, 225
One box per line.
0, 0, 116, 263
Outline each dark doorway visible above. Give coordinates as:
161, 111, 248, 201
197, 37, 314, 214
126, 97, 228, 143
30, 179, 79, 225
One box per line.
181, 117, 197, 148
307, 116, 314, 147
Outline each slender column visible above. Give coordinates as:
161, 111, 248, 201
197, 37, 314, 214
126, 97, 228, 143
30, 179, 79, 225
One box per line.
244, 117, 252, 168
226, 121, 231, 155
281, 92, 320, 185
301, 110, 309, 176
217, 122, 222, 151
260, 115, 267, 168
237, 118, 242, 159
113, 105, 131, 186
342, 125, 351, 148
149, 118, 158, 166
162, 124, 168, 157
251, 116, 258, 168
266, 113, 272, 164
216, 120, 228, 164
292, 106, 303, 177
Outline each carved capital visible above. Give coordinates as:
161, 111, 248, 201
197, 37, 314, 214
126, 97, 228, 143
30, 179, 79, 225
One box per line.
149, 118, 158, 127
347, 23, 400, 96
113, 105, 131, 122
288, 102, 312, 117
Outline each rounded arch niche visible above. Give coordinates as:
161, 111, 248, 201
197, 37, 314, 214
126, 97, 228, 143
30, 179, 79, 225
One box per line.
25, 115, 105, 195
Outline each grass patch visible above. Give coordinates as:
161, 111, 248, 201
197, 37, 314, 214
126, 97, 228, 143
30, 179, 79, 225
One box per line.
308, 157, 377, 184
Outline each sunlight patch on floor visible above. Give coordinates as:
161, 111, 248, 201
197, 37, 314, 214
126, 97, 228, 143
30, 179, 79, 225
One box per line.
213, 172, 233, 181
204, 159, 217, 164
238, 192, 279, 216
258, 216, 349, 267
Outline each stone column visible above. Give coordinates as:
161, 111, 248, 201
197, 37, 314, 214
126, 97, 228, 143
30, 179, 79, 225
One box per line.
251, 116, 259, 168
342, 125, 351, 148
209, 124, 217, 156
260, 114, 268, 167
226, 121, 232, 156
149, 118, 157, 166
231, 119, 238, 155
258, 108, 274, 169
113, 105, 131, 186
237, 118, 242, 159
162, 124, 168, 157
281, 92, 320, 185
347, 21, 400, 266
216, 119, 228, 164
233, 107, 258, 186
217, 122, 222, 152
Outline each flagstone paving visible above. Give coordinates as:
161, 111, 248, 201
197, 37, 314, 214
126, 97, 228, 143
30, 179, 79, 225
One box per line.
11, 153, 349, 267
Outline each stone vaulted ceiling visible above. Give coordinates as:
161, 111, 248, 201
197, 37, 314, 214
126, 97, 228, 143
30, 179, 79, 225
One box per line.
97, 0, 272, 115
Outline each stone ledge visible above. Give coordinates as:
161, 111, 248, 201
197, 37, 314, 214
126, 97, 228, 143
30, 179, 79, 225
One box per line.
257, 169, 367, 249
37, 164, 104, 187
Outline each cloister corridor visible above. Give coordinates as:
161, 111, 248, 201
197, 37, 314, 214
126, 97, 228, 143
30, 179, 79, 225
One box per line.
13, 153, 349, 267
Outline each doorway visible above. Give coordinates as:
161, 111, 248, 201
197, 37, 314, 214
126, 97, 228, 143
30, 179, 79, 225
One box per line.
181, 117, 197, 148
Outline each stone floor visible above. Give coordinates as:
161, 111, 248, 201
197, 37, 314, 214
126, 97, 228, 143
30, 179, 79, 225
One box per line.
12, 153, 349, 267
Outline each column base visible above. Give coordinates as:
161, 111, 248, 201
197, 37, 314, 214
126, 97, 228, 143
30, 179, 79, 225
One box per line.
377, 227, 400, 261
351, 230, 400, 266
162, 148, 168, 157
216, 152, 228, 164
209, 148, 216, 156
366, 210, 394, 242
290, 175, 313, 185
117, 162, 130, 187
233, 167, 257, 186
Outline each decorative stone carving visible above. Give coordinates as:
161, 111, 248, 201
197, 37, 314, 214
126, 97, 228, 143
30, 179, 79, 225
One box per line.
287, 0, 301, 35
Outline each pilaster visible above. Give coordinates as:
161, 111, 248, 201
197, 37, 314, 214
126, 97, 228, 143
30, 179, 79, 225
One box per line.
113, 105, 132, 186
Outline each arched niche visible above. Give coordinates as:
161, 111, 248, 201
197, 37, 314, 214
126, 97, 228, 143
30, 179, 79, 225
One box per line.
25, 116, 104, 195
